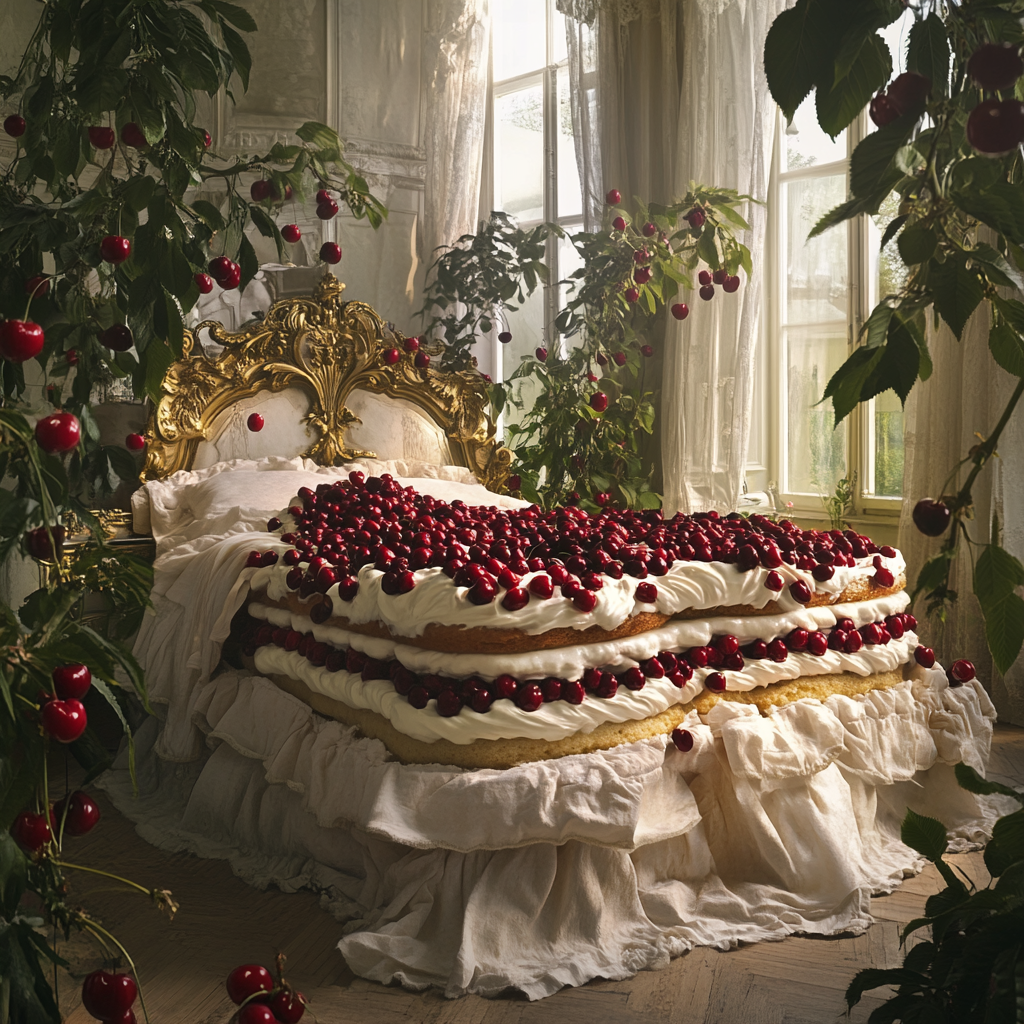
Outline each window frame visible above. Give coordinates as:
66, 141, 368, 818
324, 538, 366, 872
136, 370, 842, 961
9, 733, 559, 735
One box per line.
762, 107, 904, 528
481, 0, 585, 379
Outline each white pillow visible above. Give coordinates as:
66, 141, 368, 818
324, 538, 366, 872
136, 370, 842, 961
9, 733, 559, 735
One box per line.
132, 456, 525, 547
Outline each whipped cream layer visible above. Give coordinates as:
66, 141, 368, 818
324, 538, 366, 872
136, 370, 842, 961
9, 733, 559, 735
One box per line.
249, 539, 906, 641
249, 590, 910, 681
253, 631, 918, 746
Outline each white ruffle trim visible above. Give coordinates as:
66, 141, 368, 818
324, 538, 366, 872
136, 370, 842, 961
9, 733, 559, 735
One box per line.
97, 667, 1011, 1000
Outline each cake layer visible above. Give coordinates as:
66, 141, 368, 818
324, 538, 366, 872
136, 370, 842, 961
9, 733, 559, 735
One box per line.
248, 590, 913, 682
260, 663, 907, 770
254, 568, 907, 654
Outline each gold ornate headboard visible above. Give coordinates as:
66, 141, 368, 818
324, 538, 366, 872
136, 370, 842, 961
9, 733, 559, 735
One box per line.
141, 273, 511, 491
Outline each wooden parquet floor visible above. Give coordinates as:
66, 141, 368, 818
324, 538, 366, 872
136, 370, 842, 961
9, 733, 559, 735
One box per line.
51, 724, 1024, 1024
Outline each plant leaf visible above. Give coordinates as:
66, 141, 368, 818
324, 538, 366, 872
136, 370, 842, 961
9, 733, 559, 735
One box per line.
955, 762, 1024, 803
816, 34, 891, 137
902, 807, 948, 861
763, 0, 833, 121
906, 12, 949, 96
929, 257, 984, 340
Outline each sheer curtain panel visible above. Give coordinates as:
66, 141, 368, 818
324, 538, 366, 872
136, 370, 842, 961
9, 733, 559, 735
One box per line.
899, 308, 1024, 726
422, 0, 491, 270
661, 0, 786, 515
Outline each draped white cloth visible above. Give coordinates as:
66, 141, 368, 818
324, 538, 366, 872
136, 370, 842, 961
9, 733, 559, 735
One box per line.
661, 0, 786, 514
898, 305, 1024, 726
421, 0, 491, 271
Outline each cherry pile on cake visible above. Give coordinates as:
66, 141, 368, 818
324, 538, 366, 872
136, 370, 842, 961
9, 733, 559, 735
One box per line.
231, 472, 955, 770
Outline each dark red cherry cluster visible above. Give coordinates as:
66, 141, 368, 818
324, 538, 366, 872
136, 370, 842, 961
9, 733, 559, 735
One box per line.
226, 959, 306, 1024
244, 474, 888, 615
241, 611, 917, 718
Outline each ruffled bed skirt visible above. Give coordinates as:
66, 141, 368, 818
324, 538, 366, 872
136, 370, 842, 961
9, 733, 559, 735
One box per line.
97, 667, 1010, 1000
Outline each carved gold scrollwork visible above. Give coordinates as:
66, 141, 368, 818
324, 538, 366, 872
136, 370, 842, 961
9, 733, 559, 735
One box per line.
142, 272, 511, 491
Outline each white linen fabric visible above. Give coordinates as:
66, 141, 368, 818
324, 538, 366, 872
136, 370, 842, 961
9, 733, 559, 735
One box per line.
899, 305, 1024, 727
107, 478, 1009, 998
661, 0, 786, 514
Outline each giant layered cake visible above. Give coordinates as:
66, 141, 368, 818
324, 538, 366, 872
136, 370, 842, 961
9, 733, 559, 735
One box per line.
233, 471, 962, 770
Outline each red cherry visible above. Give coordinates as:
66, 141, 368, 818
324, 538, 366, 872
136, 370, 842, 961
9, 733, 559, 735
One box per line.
25, 275, 50, 297
606, 188, 621, 205
0, 320, 44, 362
535, 347, 548, 361
42, 698, 87, 742
203, 129, 212, 148
624, 286, 640, 303
699, 284, 715, 301
120, 122, 148, 148
12, 811, 51, 851
612, 351, 626, 366
764, 570, 784, 591
238, 1005, 277, 1024
414, 351, 430, 368
969, 42, 1023, 92
226, 964, 273, 1005
507, 474, 522, 490
100, 235, 132, 264
246, 413, 264, 432
98, 324, 133, 352
698, 270, 712, 286
125, 433, 146, 451
88, 126, 116, 149
320, 241, 342, 264
641, 344, 654, 357
869, 92, 899, 127
912, 498, 951, 536
53, 664, 91, 700
209, 256, 242, 289
711, 268, 727, 285
35, 412, 81, 453
502, 586, 530, 610
671, 727, 694, 752
671, 302, 689, 320
634, 266, 652, 284
723, 275, 740, 293
25, 525, 65, 561
874, 566, 895, 587
590, 391, 608, 412
106, 1013, 137, 1024
950, 659, 975, 683
612, 216, 626, 231
65, 348, 78, 366
642, 222, 657, 236
887, 72, 930, 116
705, 671, 727, 692
789, 580, 812, 604
967, 98, 1024, 155
53, 790, 101, 836
914, 645, 936, 668
269, 990, 306, 1023
594, 492, 611, 507
282, 224, 302, 243
685, 208, 705, 229
250, 180, 272, 202
316, 199, 339, 219
498, 330, 513, 343
194, 272, 214, 294
83, 971, 138, 1019
515, 683, 544, 711
635, 581, 658, 603
384, 348, 400, 364
4, 114, 26, 137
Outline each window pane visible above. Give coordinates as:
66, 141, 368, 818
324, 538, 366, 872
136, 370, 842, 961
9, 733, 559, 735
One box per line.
558, 226, 584, 321
784, 325, 848, 496
551, 10, 568, 64
557, 68, 582, 220
782, 95, 846, 172
494, 85, 544, 222
864, 391, 904, 496
783, 174, 848, 325
493, 0, 546, 80
501, 287, 546, 424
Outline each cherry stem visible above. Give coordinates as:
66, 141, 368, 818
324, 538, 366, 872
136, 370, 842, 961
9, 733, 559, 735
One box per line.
82, 921, 150, 1024
56, 861, 154, 898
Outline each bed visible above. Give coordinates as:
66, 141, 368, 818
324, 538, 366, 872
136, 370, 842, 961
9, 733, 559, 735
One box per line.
97, 272, 1011, 1000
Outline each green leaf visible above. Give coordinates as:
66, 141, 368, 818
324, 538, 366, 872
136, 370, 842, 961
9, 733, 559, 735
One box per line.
220, 23, 252, 92
191, 199, 227, 232
954, 180, 1024, 247
0, 832, 27, 919
845, 967, 930, 1009
816, 33, 891, 138
989, 320, 1024, 378
295, 120, 343, 151
901, 807, 948, 861
863, 303, 894, 349
898, 226, 937, 266
955, 762, 1024, 803
929, 257, 984, 340
238, 234, 259, 291
824, 345, 884, 425
879, 214, 908, 252
972, 242, 1024, 292
850, 111, 920, 199
985, 809, 1024, 877
123, 175, 156, 214
144, 338, 176, 399
906, 13, 949, 96
975, 541, 1024, 674
208, 0, 259, 32
763, 0, 833, 120
68, 726, 114, 783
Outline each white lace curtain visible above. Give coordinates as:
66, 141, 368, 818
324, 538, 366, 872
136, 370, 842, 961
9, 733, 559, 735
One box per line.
562, 0, 785, 513
899, 309, 1024, 726
421, 0, 491, 272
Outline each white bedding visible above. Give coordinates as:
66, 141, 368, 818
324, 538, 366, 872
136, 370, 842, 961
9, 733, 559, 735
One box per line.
103, 457, 1011, 999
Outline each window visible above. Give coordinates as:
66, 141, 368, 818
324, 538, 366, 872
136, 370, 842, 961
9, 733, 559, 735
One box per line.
762, 17, 911, 524
484, 0, 585, 384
